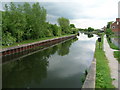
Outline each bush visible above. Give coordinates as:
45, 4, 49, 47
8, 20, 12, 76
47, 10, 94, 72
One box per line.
45, 30, 53, 37
105, 29, 113, 37
114, 51, 120, 63
2, 32, 16, 46
71, 28, 78, 34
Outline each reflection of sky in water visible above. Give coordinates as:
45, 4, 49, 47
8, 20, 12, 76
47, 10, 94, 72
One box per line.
47, 33, 97, 78
77, 33, 97, 41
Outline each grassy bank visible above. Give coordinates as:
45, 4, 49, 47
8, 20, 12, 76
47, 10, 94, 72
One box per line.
95, 35, 114, 88
2, 34, 75, 49
114, 51, 120, 63
106, 37, 119, 50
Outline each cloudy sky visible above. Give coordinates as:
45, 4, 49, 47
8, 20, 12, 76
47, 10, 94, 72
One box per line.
0, 0, 120, 29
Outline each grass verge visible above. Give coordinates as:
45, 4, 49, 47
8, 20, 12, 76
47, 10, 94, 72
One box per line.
95, 35, 114, 88
106, 37, 119, 50
2, 34, 75, 49
114, 51, 120, 63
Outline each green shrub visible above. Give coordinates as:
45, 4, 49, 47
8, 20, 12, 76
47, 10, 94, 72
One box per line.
2, 32, 16, 46
107, 37, 119, 50
114, 51, 120, 63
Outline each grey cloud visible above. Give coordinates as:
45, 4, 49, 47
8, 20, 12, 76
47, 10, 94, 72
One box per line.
39, 0, 106, 20
2, 2, 106, 20
40, 2, 84, 19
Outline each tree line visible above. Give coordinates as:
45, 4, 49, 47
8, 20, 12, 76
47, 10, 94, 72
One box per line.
2, 2, 78, 46
79, 27, 95, 32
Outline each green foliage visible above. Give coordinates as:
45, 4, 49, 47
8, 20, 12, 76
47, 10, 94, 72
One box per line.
78, 27, 95, 32
2, 2, 75, 46
31, 2, 47, 39
87, 34, 93, 38
44, 29, 53, 37
57, 17, 71, 34
70, 24, 75, 28
95, 35, 115, 88
105, 29, 114, 37
107, 22, 113, 29
71, 28, 78, 34
48, 24, 61, 36
114, 51, 120, 63
2, 32, 16, 46
105, 21, 119, 50
107, 37, 119, 50
87, 27, 94, 32
97, 33, 103, 37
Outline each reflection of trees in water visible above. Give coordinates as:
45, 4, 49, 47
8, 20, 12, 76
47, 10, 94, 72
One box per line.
84, 33, 94, 38
87, 34, 94, 38
2, 38, 77, 88
58, 38, 78, 56
2, 47, 55, 88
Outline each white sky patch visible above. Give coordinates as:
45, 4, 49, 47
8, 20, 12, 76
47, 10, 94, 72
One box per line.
118, 1, 120, 18
70, 19, 112, 29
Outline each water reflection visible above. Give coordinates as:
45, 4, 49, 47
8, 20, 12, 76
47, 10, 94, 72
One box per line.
3, 49, 49, 88
3, 33, 97, 88
87, 34, 94, 38
3, 38, 77, 88
58, 38, 78, 56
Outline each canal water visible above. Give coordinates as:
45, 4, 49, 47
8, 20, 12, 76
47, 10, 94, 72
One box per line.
2, 33, 97, 88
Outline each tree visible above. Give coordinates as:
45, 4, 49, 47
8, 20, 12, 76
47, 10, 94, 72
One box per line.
57, 17, 70, 34
50, 24, 61, 36
2, 2, 71, 46
31, 2, 47, 39
107, 22, 113, 29
2, 32, 16, 46
87, 27, 94, 32
23, 2, 33, 40
70, 24, 75, 28
71, 28, 78, 34
105, 28, 114, 37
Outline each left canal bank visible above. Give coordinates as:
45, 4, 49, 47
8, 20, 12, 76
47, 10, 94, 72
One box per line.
1, 35, 76, 63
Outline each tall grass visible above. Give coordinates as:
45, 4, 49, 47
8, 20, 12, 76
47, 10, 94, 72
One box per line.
95, 35, 114, 88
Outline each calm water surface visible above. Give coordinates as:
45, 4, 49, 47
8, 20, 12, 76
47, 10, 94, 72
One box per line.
3, 33, 97, 88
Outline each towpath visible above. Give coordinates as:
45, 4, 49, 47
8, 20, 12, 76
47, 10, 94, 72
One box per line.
103, 35, 119, 88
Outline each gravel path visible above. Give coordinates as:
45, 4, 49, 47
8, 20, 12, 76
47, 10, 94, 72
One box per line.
103, 35, 118, 88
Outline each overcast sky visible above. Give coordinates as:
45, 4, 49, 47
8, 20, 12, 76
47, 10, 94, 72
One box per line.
1, 0, 120, 29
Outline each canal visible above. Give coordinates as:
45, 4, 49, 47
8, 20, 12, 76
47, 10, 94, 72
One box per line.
2, 33, 97, 88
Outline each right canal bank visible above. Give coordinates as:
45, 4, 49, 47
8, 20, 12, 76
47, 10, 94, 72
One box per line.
2, 33, 97, 88
95, 34, 115, 88
104, 35, 119, 88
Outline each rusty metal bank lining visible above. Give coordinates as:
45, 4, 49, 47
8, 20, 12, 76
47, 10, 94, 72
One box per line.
1, 35, 76, 56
